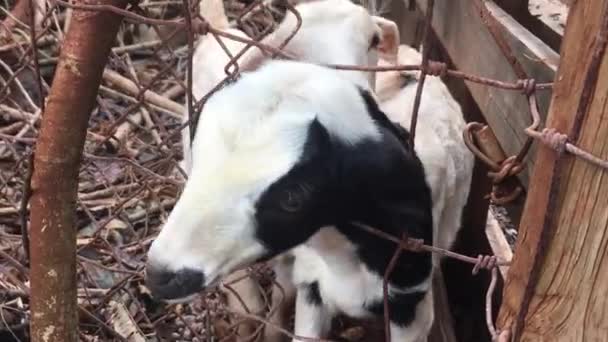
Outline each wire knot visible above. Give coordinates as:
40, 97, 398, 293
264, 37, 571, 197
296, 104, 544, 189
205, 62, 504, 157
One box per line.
488, 156, 523, 184
192, 17, 210, 35
518, 78, 536, 96
540, 128, 568, 154
472, 255, 497, 275
425, 61, 447, 77
402, 238, 424, 252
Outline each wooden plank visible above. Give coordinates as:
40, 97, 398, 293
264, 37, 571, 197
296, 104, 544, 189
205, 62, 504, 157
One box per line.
485, 210, 513, 279
497, 0, 608, 339
415, 0, 559, 187
485, 2, 559, 73
527, 0, 569, 37
383, 0, 425, 47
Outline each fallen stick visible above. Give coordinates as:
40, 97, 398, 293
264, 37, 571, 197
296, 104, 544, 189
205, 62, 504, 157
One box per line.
162, 83, 185, 100
102, 69, 185, 117
0, 104, 37, 122
99, 85, 182, 119
109, 111, 143, 150
112, 39, 162, 54
79, 183, 141, 201
108, 298, 147, 342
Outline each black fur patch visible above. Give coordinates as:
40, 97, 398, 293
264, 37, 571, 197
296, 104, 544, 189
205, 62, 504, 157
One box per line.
357, 88, 413, 151
305, 281, 323, 305
254, 92, 433, 289
254, 119, 336, 256
367, 291, 426, 326
369, 33, 380, 50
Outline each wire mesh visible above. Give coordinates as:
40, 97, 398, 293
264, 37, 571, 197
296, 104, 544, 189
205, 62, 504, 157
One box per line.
0, 0, 607, 341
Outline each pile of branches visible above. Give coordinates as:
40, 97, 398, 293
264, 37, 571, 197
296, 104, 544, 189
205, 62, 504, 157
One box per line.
0, 0, 322, 341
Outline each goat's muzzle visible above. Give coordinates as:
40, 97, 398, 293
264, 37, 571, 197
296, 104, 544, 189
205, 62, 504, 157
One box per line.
144, 263, 205, 301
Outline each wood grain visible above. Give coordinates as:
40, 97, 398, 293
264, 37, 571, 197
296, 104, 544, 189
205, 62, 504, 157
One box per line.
497, 0, 608, 340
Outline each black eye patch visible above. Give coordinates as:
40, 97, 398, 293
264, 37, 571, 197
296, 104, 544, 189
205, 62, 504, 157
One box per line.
253, 120, 335, 254
369, 33, 380, 50
279, 183, 313, 213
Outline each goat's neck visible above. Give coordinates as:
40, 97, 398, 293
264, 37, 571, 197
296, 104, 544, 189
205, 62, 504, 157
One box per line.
327, 157, 433, 287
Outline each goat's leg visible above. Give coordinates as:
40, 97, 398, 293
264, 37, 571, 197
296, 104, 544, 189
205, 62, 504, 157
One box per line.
292, 284, 333, 342
263, 256, 297, 342
389, 289, 434, 342
222, 269, 266, 342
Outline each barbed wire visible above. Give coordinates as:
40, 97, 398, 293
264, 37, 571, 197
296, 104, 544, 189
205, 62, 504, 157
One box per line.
1, 0, 608, 341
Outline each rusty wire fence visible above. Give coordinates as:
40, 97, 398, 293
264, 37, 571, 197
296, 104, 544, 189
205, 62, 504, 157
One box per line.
1, 0, 607, 341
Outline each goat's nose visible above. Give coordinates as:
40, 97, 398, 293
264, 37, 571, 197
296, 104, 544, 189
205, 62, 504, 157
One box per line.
145, 263, 204, 300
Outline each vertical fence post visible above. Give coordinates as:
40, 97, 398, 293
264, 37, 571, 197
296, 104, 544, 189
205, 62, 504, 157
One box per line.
497, 0, 608, 340
28, 1, 128, 341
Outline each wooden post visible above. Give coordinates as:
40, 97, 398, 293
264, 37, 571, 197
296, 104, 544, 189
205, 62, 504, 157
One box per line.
497, 0, 608, 341
28, 1, 127, 341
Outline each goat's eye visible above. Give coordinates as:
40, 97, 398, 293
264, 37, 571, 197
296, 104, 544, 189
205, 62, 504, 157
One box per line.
279, 184, 309, 213
369, 34, 380, 50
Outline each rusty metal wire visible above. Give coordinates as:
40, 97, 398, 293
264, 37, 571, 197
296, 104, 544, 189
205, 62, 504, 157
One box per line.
525, 86, 608, 170
408, 0, 434, 147
463, 122, 526, 204
351, 222, 511, 269
1, 0, 608, 341
486, 267, 499, 340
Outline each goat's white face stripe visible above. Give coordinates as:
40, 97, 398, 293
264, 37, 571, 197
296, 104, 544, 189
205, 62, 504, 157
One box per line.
147, 61, 381, 288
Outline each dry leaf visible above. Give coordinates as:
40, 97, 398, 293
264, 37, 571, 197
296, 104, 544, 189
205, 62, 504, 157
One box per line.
108, 300, 147, 342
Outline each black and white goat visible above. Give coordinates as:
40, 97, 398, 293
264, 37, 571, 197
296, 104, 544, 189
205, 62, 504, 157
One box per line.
146, 1, 474, 342
174, 0, 401, 340
148, 57, 437, 340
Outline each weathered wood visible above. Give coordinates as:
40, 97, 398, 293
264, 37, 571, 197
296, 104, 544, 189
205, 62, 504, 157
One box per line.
497, 0, 608, 340
415, 0, 558, 187
383, 0, 425, 47
497, 0, 565, 51
485, 210, 513, 279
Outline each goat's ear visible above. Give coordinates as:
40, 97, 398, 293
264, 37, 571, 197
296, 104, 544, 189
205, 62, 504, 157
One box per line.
372, 16, 400, 63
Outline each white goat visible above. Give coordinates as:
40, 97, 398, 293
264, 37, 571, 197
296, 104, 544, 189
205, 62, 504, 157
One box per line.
376, 44, 474, 258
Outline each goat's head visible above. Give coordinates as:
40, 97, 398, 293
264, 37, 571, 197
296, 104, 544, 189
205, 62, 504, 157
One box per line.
145, 61, 429, 304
